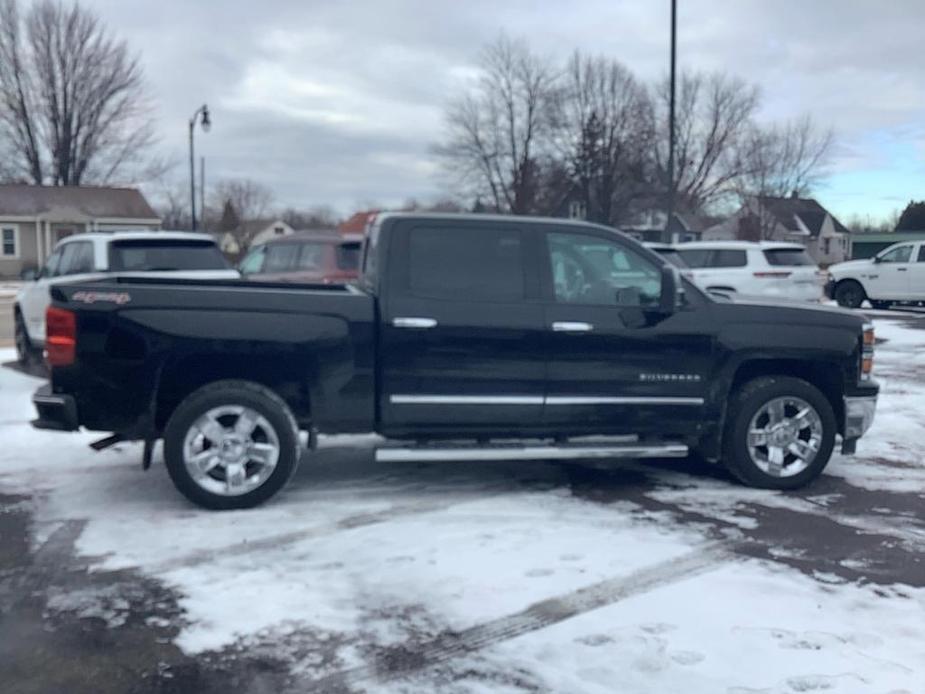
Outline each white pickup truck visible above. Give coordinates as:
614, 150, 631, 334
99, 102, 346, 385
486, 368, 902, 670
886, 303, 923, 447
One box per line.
14, 231, 239, 364
828, 241, 925, 309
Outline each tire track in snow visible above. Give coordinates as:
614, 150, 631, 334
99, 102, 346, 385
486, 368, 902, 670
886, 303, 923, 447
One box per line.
300, 540, 736, 693
153, 490, 513, 572
3, 519, 87, 612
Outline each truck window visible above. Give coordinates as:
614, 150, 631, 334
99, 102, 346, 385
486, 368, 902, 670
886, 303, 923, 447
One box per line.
238, 246, 265, 274
878, 244, 912, 264
918, 245, 925, 263
407, 227, 525, 301
336, 241, 362, 271
547, 233, 661, 307
109, 239, 230, 271
57, 241, 95, 275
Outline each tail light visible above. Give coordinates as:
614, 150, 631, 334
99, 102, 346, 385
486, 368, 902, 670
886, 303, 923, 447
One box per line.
753, 271, 792, 278
860, 324, 874, 380
45, 307, 76, 367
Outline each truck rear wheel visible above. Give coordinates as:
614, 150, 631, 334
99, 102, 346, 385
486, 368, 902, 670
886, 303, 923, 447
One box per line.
722, 377, 835, 489
14, 309, 40, 366
163, 380, 300, 510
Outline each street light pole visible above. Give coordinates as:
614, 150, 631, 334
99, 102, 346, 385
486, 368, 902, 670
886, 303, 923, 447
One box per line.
188, 104, 211, 230
664, 0, 677, 243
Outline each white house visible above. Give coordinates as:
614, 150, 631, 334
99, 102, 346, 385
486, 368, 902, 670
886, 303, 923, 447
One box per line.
703, 194, 850, 265
0, 184, 161, 278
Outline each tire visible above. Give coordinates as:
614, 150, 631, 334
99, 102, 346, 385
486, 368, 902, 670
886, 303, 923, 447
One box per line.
870, 300, 891, 310
834, 280, 865, 309
163, 380, 301, 510
14, 309, 39, 366
722, 376, 836, 490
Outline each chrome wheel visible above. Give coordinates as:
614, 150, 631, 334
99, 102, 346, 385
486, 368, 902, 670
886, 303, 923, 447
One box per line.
182, 405, 280, 497
747, 396, 823, 478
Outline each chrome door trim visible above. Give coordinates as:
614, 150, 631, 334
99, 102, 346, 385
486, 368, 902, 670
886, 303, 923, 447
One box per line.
389, 394, 703, 406
545, 396, 705, 406
551, 321, 594, 332
392, 317, 437, 329
390, 394, 543, 405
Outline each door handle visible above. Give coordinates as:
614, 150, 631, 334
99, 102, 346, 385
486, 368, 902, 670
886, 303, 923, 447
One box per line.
552, 321, 594, 333
393, 317, 437, 329
897, 268, 908, 272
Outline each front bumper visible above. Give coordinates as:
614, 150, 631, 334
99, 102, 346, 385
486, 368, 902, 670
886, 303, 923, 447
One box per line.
841, 394, 877, 453
32, 384, 79, 431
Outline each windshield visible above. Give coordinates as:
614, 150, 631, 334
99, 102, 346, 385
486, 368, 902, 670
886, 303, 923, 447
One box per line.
109, 239, 230, 272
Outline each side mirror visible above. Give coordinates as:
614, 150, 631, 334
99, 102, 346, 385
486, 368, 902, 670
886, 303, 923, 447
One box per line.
872, 255, 882, 264
20, 268, 37, 281
659, 264, 681, 313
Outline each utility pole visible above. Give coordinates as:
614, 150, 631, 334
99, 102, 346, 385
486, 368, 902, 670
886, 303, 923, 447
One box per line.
200, 156, 206, 229
664, 0, 677, 243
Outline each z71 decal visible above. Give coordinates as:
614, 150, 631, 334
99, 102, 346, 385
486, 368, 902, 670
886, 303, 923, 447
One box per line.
71, 291, 132, 305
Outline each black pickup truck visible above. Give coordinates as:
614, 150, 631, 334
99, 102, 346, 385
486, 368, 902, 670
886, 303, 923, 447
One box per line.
33, 213, 878, 509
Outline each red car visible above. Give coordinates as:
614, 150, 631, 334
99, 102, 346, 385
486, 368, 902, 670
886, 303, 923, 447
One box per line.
238, 233, 363, 284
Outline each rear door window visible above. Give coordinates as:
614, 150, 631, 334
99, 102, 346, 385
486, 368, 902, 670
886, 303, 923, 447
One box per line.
763, 248, 816, 266
109, 239, 230, 271
336, 242, 362, 271
917, 245, 925, 263
709, 250, 748, 268
676, 248, 712, 267
406, 226, 525, 301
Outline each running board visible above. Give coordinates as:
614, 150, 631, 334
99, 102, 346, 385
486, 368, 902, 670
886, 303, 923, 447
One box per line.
375, 442, 688, 463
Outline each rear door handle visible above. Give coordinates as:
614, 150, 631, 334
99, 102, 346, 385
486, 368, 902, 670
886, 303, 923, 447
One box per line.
551, 321, 594, 333
897, 268, 908, 272
393, 317, 437, 329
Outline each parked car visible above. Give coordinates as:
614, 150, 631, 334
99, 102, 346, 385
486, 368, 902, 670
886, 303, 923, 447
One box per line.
675, 241, 826, 302
238, 233, 363, 284
827, 241, 925, 309
32, 213, 877, 509
643, 242, 690, 269
14, 231, 239, 365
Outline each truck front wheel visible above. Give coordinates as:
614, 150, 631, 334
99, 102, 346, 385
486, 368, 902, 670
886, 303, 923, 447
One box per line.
163, 380, 301, 510
723, 377, 836, 489
834, 280, 865, 308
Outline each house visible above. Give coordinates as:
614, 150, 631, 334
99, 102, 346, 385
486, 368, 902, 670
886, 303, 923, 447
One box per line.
620, 209, 713, 243
211, 219, 296, 260
337, 210, 379, 236
703, 194, 850, 265
0, 184, 161, 278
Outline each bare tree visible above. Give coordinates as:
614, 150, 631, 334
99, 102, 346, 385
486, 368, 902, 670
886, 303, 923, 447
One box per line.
0, 0, 155, 186
550, 52, 653, 225
653, 71, 760, 214
279, 205, 339, 230
436, 35, 556, 215
737, 115, 834, 238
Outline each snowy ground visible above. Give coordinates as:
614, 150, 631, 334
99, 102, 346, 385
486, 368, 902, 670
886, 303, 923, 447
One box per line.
1, 316, 924, 693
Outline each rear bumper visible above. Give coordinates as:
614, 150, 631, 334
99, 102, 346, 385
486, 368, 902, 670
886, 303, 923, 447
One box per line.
841, 394, 877, 453
32, 384, 79, 431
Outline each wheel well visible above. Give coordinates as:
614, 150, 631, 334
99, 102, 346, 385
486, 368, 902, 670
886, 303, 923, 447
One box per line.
730, 359, 844, 429
154, 355, 312, 432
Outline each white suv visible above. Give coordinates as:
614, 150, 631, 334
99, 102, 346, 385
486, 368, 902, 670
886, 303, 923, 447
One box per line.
675, 241, 826, 302
827, 241, 925, 309
14, 231, 239, 364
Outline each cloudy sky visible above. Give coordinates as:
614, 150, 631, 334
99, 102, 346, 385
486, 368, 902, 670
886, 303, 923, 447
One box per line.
82, 0, 925, 223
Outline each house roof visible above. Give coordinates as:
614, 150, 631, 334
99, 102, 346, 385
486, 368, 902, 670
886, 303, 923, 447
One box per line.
0, 184, 159, 220
756, 195, 849, 237
337, 210, 378, 235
